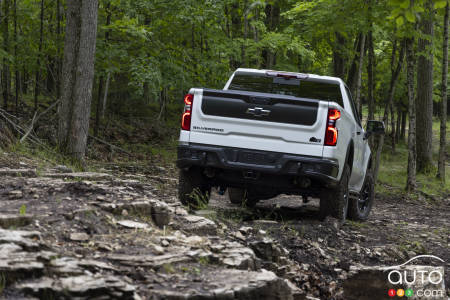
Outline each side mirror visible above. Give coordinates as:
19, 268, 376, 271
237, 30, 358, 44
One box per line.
365, 120, 385, 139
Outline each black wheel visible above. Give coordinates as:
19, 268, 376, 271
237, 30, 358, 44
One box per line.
320, 164, 350, 222
348, 171, 374, 221
178, 168, 211, 210
227, 188, 259, 207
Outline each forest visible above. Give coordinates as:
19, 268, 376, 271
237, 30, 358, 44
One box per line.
0, 0, 449, 299
0, 0, 447, 192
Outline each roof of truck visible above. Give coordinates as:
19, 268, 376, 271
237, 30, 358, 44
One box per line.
233, 68, 344, 85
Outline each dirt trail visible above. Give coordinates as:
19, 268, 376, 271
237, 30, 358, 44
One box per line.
208, 190, 450, 299
0, 153, 448, 299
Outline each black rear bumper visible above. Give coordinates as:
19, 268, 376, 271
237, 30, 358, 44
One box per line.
177, 143, 339, 190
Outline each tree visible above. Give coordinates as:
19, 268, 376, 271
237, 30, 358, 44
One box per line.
437, 0, 449, 181
3, 0, 10, 111
34, 0, 44, 112
406, 34, 417, 192
416, 0, 435, 173
58, 0, 99, 162
13, 0, 18, 114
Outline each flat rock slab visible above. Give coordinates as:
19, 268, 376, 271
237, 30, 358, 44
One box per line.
0, 229, 41, 249
8, 190, 23, 199
0, 168, 37, 177
50, 257, 117, 275
42, 172, 113, 181
152, 269, 297, 300
16, 275, 137, 299
69, 232, 90, 242
117, 220, 150, 230
0, 214, 33, 228
173, 215, 217, 236
108, 252, 192, 268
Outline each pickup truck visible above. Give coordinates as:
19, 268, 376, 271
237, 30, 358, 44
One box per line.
176, 68, 385, 222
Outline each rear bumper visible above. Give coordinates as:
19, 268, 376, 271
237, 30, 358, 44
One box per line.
177, 143, 339, 187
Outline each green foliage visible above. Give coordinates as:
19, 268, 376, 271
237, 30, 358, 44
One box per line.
19, 204, 27, 216
187, 188, 210, 210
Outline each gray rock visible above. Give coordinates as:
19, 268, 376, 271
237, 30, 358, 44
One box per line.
108, 253, 192, 268
50, 257, 117, 275
8, 190, 24, 199
53, 165, 74, 173
69, 232, 90, 242
152, 269, 296, 300
0, 229, 41, 249
219, 241, 258, 270
117, 220, 149, 230
0, 242, 45, 283
239, 226, 253, 235
0, 168, 37, 178
175, 215, 217, 236
42, 172, 113, 180
151, 201, 171, 228
17, 275, 136, 299
96, 201, 152, 216
250, 238, 283, 262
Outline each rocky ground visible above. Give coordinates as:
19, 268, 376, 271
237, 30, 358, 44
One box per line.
0, 151, 449, 299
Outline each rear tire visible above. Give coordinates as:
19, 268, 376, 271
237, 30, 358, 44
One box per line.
227, 188, 258, 207
178, 168, 211, 210
320, 164, 350, 222
348, 171, 374, 221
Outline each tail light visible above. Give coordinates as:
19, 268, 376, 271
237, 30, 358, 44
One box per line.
325, 109, 341, 146
181, 94, 194, 131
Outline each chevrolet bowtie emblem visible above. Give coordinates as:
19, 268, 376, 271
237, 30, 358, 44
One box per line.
246, 107, 271, 117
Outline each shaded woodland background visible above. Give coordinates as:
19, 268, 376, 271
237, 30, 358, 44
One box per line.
0, 0, 448, 194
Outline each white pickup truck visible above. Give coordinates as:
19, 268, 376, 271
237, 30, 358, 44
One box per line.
177, 68, 385, 222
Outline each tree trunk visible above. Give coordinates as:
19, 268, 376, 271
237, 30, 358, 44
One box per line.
416, 0, 435, 173
347, 33, 362, 96
390, 101, 396, 153
333, 32, 346, 78
401, 110, 407, 140
437, 1, 449, 181
56, 0, 62, 100
355, 33, 366, 119
102, 72, 110, 119
58, 0, 99, 162
93, 3, 111, 137
13, 0, 18, 114
396, 105, 402, 142
3, 0, 10, 111
34, 0, 44, 112
94, 77, 103, 137
262, 3, 279, 69
367, 30, 375, 121
406, 35, 417, 192
241, 0, 248, 66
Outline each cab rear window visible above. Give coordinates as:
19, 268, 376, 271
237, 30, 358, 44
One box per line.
229, 73, 344, 107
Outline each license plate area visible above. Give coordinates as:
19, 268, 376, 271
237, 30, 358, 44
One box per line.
238, 151, 275, 165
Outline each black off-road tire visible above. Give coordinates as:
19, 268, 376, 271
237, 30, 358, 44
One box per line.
178, 168, 211, 210
227, 188, 259, 207
348, 171, 374, 221
320, 164, 350, 222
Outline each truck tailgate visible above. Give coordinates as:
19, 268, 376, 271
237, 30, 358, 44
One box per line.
189, 89, 328, 157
